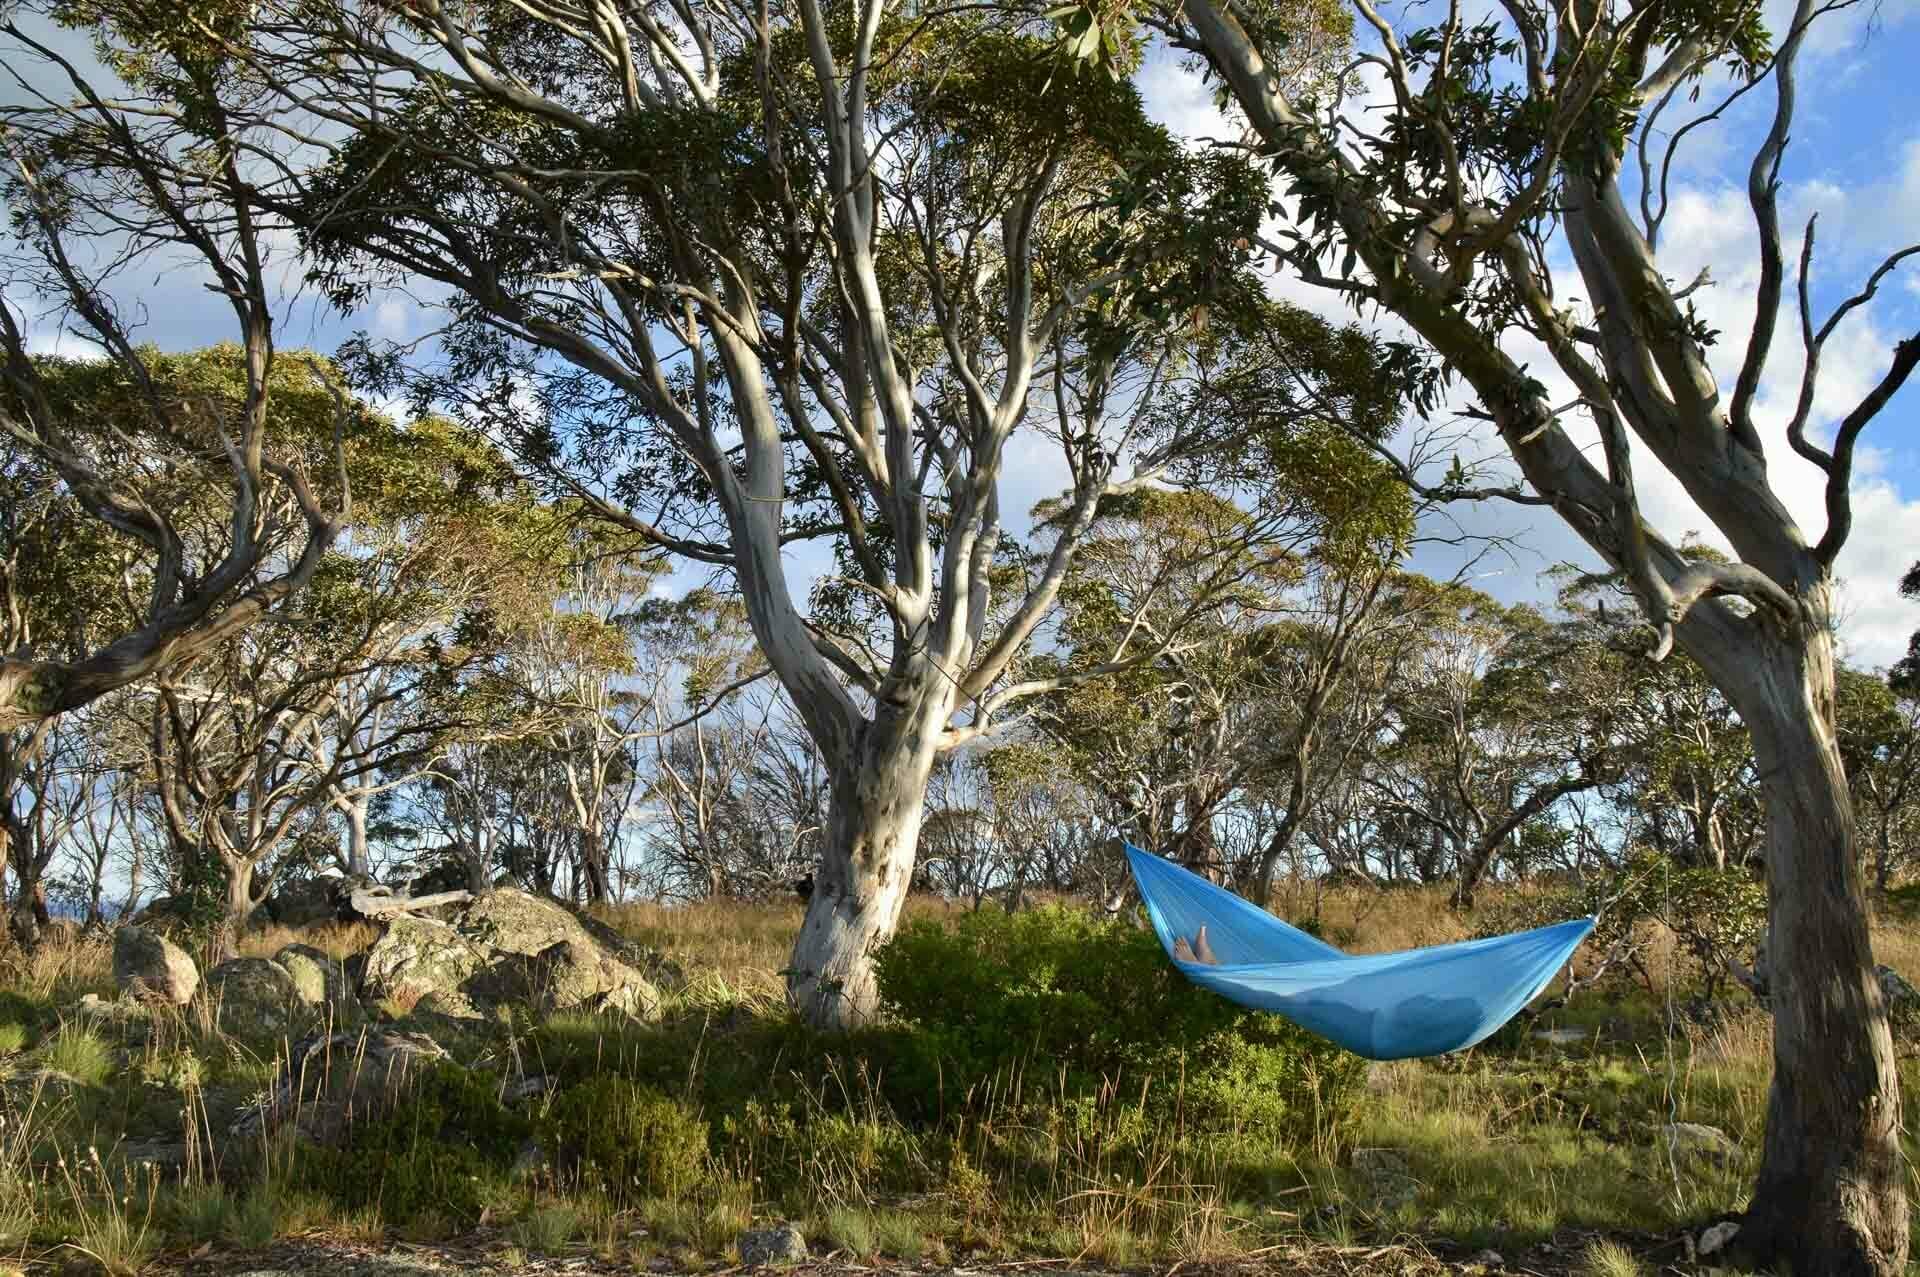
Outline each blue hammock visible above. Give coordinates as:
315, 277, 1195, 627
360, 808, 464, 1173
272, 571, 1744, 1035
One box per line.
1125, 844, 1594, 1060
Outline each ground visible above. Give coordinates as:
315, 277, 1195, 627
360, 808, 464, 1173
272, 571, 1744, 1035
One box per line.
3, 881, 1916, 1277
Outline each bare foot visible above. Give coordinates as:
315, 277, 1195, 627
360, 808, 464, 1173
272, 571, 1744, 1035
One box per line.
1193, 925, 1219, 965
1172, 936, 1196, 962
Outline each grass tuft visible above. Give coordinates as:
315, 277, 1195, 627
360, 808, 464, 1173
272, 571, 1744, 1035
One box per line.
1580, 1238, 1649, 1276
40, 1024, 115, 1087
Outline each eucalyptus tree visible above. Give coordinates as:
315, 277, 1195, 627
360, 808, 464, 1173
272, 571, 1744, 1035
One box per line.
1895, 563, 1920, 696
40, 0, 1396, 1023
1836, 670, 1920, 895
140, 396, 538, 946
1048, 0, 1920, 1259
1359, 585, 1617, 897
0, 33, 349, 733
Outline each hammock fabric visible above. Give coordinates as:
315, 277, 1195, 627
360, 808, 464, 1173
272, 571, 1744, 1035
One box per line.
1125, 844, 1595, 1060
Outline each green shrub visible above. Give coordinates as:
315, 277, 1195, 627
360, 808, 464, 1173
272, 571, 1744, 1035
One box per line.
294, 1064, 530, 1222
0, 1022, 27, 1055
1476, 851, 1768, 997
545, 1077, 707, 1200
873, 905, 1362, 1139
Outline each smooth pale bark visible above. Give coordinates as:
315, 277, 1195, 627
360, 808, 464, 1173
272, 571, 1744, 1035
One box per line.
787, 687, 948, 1028
341, 795, 371, 880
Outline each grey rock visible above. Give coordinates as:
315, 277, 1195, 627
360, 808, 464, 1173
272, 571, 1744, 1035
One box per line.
1531, 1027, 1589, 1045
1698, 1220, 1740, 1258
207, 957, 305, 1031
359, 914, 490, 1008
74, 992, 150, 1023
1663, 1121, 1737, 1164
267, 876, 351, 927
231, 1027, 450, 1141
1466, 1250, 1504, 1270
275, 943, 355, 1008
1350, 1147, 1419, 1211
738, 1222, 808, 1266
112, 925, 199, 1005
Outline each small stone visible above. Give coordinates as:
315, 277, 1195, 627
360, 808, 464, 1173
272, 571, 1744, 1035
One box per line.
1467, 1249, 1504, 1269
1531, 1027, 1588, 1045
738, 1222, 808, 1266
1662, 1122, 1737, 1164
1698, 1220, 1740, 1257
112, 925, 199, 1005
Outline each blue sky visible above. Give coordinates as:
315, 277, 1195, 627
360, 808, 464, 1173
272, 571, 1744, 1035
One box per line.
7, 0, 1918, 669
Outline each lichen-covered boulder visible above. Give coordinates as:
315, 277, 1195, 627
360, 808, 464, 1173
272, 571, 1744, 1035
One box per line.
113, 925, 199, 1006
206, 958, 305, 1032
466, 937, 660, 1019
275, 943, 355, 1009
359, 914, 489, 1009
455, 890, 598, 958
452, 890, 663, 1018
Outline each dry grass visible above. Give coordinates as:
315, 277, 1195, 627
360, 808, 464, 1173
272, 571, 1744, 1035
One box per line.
0, 876, 1912, 1273
237, 920, 379, 961
0, 930, 113, 1003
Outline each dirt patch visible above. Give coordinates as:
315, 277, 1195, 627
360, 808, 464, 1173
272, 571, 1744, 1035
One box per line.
129, 1227, 1701, 1277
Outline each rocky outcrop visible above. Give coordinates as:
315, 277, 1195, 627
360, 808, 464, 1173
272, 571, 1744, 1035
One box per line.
231, 1027, 452, 1141
113, 925, 199, 1006
356, 889, 667, 1021
265, 876, 367, 928
359, 915, 491, 1011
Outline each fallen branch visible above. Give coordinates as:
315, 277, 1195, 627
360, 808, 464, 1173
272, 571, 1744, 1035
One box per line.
349, 886, 474, 917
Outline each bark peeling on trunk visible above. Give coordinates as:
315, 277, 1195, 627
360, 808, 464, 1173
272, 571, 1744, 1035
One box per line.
1733, 613, 1906, 1275
787, 690, 946, 1029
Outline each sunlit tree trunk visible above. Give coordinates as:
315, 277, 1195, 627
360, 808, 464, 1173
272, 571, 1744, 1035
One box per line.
787, 686, 947, 1028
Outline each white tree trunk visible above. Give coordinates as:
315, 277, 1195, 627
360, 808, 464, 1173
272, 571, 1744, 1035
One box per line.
786, 688, 946, 1029
343, 797, 371, 879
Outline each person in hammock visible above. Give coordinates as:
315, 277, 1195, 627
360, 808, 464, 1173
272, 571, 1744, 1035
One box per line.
1172, 926, 1219, 965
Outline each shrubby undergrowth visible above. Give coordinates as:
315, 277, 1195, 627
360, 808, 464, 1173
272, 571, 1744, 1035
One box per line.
874, 905, 1364, 1138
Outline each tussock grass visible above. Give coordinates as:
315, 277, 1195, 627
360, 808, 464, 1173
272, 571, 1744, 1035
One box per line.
1580, 1238, 1649, 1276
39, 1025, 114, 1087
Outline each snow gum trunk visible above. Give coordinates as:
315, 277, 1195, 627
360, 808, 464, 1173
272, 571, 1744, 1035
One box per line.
1734, 610, 1906, 1276
787, 685, 947, 1029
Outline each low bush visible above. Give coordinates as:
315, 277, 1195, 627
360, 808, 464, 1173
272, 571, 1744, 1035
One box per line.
293, 1063, 529, 1222
545, 1076, 707, 1200
873, 905, 1363, 1140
